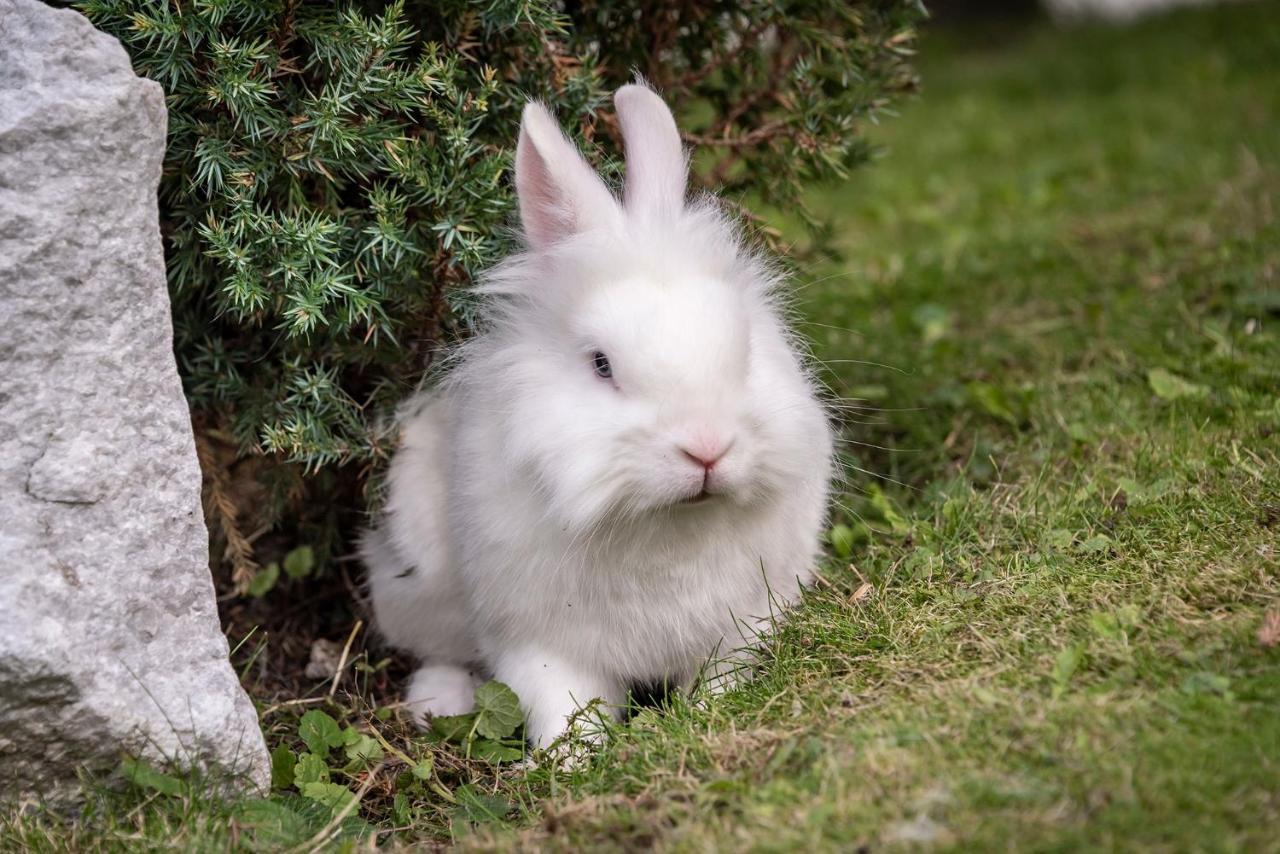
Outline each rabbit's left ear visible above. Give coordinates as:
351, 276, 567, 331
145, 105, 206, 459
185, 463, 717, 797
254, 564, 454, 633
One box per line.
614, 83, 688, 221
516, 102, 621, 250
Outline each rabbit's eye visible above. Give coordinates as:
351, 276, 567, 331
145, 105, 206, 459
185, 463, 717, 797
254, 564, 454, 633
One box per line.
592, 351, 613, 380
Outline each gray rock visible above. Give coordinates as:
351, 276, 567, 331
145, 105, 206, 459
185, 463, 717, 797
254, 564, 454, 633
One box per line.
0, 0, 269, 803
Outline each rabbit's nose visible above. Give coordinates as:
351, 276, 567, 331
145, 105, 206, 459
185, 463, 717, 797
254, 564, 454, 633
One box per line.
679, 436, 734, 471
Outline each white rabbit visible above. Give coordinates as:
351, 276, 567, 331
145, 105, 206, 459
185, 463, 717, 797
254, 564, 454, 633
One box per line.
362, 83, 833, 748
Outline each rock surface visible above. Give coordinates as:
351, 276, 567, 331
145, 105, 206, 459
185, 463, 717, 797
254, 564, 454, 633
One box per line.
0, 0, 269, 802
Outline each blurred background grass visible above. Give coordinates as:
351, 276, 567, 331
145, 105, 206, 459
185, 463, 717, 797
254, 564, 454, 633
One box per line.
799, 0, 1278, 510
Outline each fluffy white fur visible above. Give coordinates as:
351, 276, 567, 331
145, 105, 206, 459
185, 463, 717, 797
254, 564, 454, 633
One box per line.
363, 84, 833, 747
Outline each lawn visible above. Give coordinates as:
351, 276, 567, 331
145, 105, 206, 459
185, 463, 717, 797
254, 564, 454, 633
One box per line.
5, 2, 1278, 850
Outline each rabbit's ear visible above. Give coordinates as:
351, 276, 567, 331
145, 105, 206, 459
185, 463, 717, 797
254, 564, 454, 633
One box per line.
614, 83, 688, 221
516, 102, 619, 249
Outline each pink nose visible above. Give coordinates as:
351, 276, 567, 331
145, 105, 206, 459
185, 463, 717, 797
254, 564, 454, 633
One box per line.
679, 439, 732, 471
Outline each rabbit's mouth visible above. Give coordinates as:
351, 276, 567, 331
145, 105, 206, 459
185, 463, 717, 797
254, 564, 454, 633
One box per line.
681, 490, 713, 506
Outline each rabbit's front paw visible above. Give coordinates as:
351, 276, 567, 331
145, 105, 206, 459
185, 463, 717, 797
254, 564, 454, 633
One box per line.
403, 663, 481, 727
491, 647, 624, 749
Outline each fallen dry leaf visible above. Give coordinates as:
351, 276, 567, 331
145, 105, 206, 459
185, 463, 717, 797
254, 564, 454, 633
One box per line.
1258, 607, 1280, 648
304, 637, 343, 680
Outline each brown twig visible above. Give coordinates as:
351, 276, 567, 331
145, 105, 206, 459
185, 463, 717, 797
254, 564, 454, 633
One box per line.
682, 119, 790, 149
194, 431, 259, 594
328, 619, 365, 699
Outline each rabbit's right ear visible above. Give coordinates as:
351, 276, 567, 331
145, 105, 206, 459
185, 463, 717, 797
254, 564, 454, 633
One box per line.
614, 83, 687, 222
516, 102, 620, 250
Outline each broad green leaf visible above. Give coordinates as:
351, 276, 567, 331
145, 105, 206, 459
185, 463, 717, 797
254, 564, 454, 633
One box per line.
941, 496, 965, 525
269, 744, 296, 790
429, 713, 476, 743
119, 757, 182, 797
473, 681, 524, 740
828, 523, 855, 559
1076, 534, 1112, 554
1116, 477, 1177, 506
469, 738, 525, 763
452, 783, 512, 824
300, 781, 358, 816
282, 545, 315, 579
867, 483, 911, 535
342, 732, 384, 767
393, 791, 412, 826
299, 709, 344, 759
246, 562, 280, 598
293, 752, 329, 786
1045, 529, 1075, 549
1147, 367, 1208, 401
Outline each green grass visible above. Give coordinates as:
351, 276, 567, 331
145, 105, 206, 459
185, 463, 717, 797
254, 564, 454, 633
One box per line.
5, 3, 1279, 850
